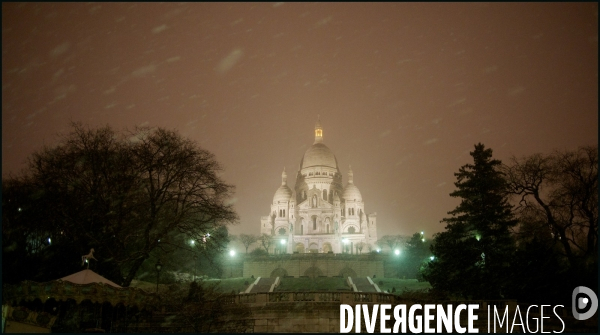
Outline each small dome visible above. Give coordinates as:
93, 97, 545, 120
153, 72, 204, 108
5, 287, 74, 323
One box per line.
342, 183, 362, 202
273, 185, 293, 203
342, 165, 361, 201
274, 167, 292, 203
301, 143, 338, 169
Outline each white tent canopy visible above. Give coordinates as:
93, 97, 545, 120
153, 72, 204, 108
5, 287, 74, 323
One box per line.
59, 269, 122, 288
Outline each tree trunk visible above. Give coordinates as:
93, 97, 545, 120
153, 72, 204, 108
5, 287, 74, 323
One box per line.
122, 256, 148, 287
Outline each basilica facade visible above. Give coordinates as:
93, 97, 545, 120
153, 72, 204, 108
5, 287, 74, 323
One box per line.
260, 119, 378, 254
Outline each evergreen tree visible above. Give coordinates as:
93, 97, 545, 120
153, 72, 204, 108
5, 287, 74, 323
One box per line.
401, 232, 431, 280
424, 143, 517, 299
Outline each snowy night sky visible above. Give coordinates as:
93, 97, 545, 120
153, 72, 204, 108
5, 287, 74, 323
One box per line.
2, 3, 598, 238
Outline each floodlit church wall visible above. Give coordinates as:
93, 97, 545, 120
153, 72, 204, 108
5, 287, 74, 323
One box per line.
261, 216, 272, 235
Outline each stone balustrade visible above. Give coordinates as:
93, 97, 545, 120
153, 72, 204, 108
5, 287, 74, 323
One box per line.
220, 291, 465, 306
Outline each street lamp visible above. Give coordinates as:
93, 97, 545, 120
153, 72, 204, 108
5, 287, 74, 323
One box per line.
229, 250, 236, 277
394, 249, 401, 256
155, 259, 162, 294
193, 254, 198, 282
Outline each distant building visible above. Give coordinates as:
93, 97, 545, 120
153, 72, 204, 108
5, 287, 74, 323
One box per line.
260, 118, 378, 254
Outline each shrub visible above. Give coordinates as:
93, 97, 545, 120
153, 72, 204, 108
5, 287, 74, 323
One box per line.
248, 248, 269, 257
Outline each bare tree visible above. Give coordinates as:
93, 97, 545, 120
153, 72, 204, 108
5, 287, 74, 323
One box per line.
4, 124, 238, 286
238, 234, 259, 254
259, 234, 273, 254
356, 241, 366, 254
504, 145, 598, 269
376, 235, 407, 253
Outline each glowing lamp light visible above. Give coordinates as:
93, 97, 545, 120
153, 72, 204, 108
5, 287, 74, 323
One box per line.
421, 238, 425, 242
376, 249, 381, 253
430, 256, 435, 261
394, 249, 400, 255
280, 239, 286, 245
420, 231, 424, 235
343, 238, 349, 244
190, 240, 195, 245
229, 250, 236, 257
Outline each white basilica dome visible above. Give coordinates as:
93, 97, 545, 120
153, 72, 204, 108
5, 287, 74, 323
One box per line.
342, 183, 362, 202
273, 184, 293, 203
300, 143, 338, 169
273, 168, 293, 203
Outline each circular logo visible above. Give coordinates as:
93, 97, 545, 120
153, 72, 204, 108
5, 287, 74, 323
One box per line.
572, 286, 598, 321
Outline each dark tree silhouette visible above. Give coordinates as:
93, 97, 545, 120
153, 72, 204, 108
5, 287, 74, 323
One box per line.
403, 232, 432, 280
2, 124, 238, 286
425, 143, 517, 299
503, 146, 598, 300
504, 145, 598, 271
238, 234, 259, 254
259, 233, 273, 254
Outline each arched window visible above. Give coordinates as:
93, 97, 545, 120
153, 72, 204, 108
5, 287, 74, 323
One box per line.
312, 216, 317, 230
323, 189, 327, 201
301, 225, 303, 235
283, 209, 286, 217
327, 224, 330, 234
312, 195, 317, 208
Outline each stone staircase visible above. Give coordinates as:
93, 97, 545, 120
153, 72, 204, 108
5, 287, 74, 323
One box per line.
350, 277, 380, 292
246, 277, 279, 293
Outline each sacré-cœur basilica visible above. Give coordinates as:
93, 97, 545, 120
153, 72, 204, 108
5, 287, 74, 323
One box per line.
260, 118, 378, 254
